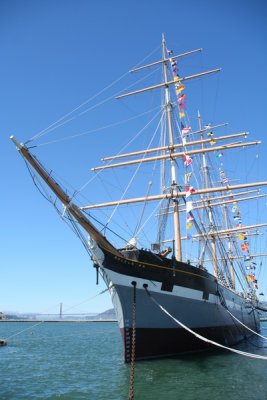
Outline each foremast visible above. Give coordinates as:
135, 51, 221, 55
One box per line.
86, 40, 267, 271
161, 34, 182, 261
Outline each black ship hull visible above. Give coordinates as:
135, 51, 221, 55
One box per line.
90, 242, 260, 362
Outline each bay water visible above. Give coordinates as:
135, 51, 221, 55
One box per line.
0, 321, 267, 399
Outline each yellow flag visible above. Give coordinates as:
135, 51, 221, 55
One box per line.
186, 221, 193, 229
176, 84, 185, 94
246, 275, 254, 282
238, 234, 245, 240
210, 139, 217, 145
179, 111, 185, 118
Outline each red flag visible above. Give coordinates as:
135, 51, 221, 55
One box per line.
178, 94, 186, 103
185, 186, 195, 197
241, 243, 249, 253
182, 126, 191, 135
184, 154, 192, 167
186, 214, 194, 222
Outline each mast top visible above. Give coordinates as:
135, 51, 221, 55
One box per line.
10, 135, 23, 150
129, 48, 203, 73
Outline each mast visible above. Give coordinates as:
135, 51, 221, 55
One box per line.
101, 131, 248, 161
222, 201, 236, 288
162, 34, 182, 261
198, 111, 218, 276
92, 140, 260, 171
82, 183, 267, 210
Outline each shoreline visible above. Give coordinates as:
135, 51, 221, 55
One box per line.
0, 319, 117, 323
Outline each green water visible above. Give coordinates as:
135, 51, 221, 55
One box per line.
0, 321, 266, 399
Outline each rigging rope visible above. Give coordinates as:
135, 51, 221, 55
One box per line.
27, 72, 132, 142
28, 47, 161, 144
76, 107, 162, 196
144, 287, 267, 360
26, 161, 95, 258
104, 109, 164, 229
37, 106, 161, 147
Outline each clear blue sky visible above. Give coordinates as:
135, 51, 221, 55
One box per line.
1, 0, 267, 314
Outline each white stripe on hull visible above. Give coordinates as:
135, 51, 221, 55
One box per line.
102, 268, 258, 331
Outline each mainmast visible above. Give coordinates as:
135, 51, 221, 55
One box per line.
162, 34, 182, 261
198, 111, 218, 276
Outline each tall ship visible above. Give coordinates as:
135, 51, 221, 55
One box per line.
11, 36, 267, 362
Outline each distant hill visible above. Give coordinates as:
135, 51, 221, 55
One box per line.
89, 308, 116, 320
1, 308, 117, 321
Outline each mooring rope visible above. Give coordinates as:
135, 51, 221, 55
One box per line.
225, 308, 267, 340
4, 288, 109, 341
217, 288, 267, 340
3, 321, 46, 341
144, 287, 267, 360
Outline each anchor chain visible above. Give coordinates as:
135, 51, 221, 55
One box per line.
128, 281, 137, 400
